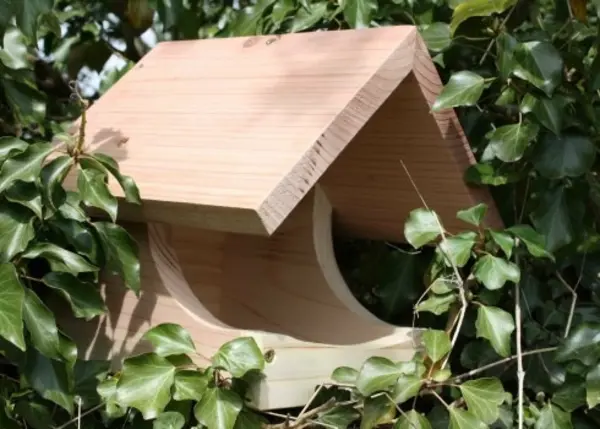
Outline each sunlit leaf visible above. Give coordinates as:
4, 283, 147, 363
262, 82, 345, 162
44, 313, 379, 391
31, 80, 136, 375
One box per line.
21, 243, 98, 274
404, 208, 442, 248
476, 305, 515, 357
0, 142, 53, 193
356, 357, 404, 396
173, 369, 210, 401
153, 411, 185, 429
23, 288, 62, 360
290, 2, 328, 32
0, 203, 35, 263
473, 254, 520, 290
342, 0, 376, 28
485, 122, 540, 163
332, 366, 359, 384
142, 323, 196, 357
395, 410, 432, 429
422, 329, 451, 363
459, 377, 505, 424
0, 263, 25, 351
432, 71, 486, 111
586, 363, 600, 408
94, 222, 140, 293
420, 23, 451, 52
77, 168, 118, 222
212, 337, 265, 378
194, 388, 243, 429
42, 272, 106, 320
450, 0, 517, 35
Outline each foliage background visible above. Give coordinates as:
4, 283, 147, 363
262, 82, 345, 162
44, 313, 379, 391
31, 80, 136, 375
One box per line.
2, 0, 600, 428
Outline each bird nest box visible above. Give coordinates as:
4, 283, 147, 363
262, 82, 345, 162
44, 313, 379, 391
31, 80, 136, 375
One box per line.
60, 25, 500, 410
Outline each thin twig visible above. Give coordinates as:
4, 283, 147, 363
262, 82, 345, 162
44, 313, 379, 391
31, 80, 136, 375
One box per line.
429, 389, 450, 409
267, 399, 355, 429
479, 5, 517, 65
55, 403, 105, 429
299, 384, 324, 417
515, 253, 524, 429
556, 271, 578, 338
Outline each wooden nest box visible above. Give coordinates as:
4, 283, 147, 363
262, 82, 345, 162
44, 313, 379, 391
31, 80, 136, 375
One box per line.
63, 26, 500, 410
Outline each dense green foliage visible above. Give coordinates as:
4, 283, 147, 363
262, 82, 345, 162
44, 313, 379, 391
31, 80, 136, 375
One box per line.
2, 0, 600, 428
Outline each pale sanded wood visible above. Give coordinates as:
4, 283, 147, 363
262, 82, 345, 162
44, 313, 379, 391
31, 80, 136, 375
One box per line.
58, 187, 416, 410
72, 25, 501, 239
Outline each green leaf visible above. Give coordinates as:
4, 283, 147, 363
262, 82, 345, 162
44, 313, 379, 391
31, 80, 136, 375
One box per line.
94, 221, 140, 292
97, 378, 127, 418
556, 323, 600, 366
531, 187, 573, 252
271, 0, 295, 26
422, 329, 451, 363
457, 203, 487, 226
361, 395, 395, 429
290, 2, 328, 32
0, 263, 25, 351
194, 388, 243, 429
507, 225, 554, 260
450, 0, 516, 35
81, 154, 142, 204
50, 218, 101, 264
5, 181, 43, 218
485, 122, 540, 162
40, 155, 73, 210
476, 305, 515, 357
488, 230, 514, 258
153, 411, 185, 429
0, 136, 28, 161
318, 405, 360, 429
586, 363, 600, 408
73, 360, 110, 407
0, 142, 53, 193
21, 243, 98, 274
77, 168, 118, 222
513, 41, 564, 96
432, 71, 485, 111
116, 353, 176, 420
415, 293, 457, 315
14, 0, 54, 40
342, 0, 376, 28
404, 208, 442, 248
173, 369, 210, 401
496, 32, 517, 80
534, 403, 572, 429
23, 288, 62, 360
233, 409, 267, 429
420, 23, 451, 52
0, 202, 35, 263
42, 272, 106, 320
393, 375, 422, 403
459, 377, 505, 424
448, 408, 487, 429
473, 254, 520, 290
332, 366, 359, 384
142, 323, 196, 357
212, 337, 265, 378
520, 94, 564, 135
552, 381, 586, 412
533, 134, 596, 179
394, 410, 431, 429
438, 232, 477, 268
356, 357, 403, 396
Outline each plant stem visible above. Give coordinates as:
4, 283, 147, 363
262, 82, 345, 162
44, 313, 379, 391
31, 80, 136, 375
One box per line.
479, 5, 517, 65
515, 268, 524, 429
55, 403, 105, 429
556, 271, 579, 338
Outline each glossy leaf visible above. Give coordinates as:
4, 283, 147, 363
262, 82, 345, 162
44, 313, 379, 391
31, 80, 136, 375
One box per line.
586, 363, 600, 408
473, 254, 520, 290
22, 288, 62, 360
507, 225, 553, 260
395, 410, 432, 429
457, 203, 487, 226
534, 403, 572, 429
142, 323, 196, 357
290, 2, 328, 32
556, 323, 600, 366
459, 377, 505, 424
534, 134, 596, 179
450, 0, 516, 34
393, 375, 422, 403
194, 388, 243, 429
0, 136, 28, 160
489, 230, 514, 258
173, 369, 210, 401
520, 94, 564, 135
0, 263, 25, 351
77, 168, 118, 222
40, 155, 73, 210
94, 222, 140, 293
422, 329, 451, 363
0, 142, 53, 193
21, 243, 98, 273
476, 305, 515, 357
14, 0, 55, 40
513, 41, 564, 96
438, 232, 477, 268
332, 366, 359, 384
153, 411, 185, 429
85, 154, 141, 204
42, 272, 106, 320
486, 122, 540, 163
342, 0, 376, 28
448, 407, 487, 429
420, 23, 451, 52
432, 71, 486, 111
0, 202, 35, 263
212, 337, 265, 378
5, 181, 43, 218
404, 208, 442, 248
496, 32, 517, 80
361, 395, 395, 429
356, 356, 404, 396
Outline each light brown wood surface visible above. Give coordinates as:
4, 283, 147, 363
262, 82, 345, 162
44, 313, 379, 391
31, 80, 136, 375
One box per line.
59, 187, 416, 410
75, 25, 501, 240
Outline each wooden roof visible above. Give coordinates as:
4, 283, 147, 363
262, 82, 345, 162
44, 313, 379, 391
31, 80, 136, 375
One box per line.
79, 25, 501, 240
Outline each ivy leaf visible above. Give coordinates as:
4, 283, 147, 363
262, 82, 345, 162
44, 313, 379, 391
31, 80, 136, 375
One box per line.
0, 203, 35, 263
212, 337, 264, 378
0, 263, 25, 351
342, 0, 376, 28
393, 375, 422, 403
332, 366, 359, 384
78, 168, 118, 222
488, 230, 514, 258
318, 405, 360, 429
0, 136, 28, 161
448, 408, 487, 429
422, 329, 451, 363
531, 187, 573, 252
0, 142, 53, 193
233, 409, 267, 429
94, 222, 140, 293
14, 0, 55, 40
439, 232, 477, 268
513, 41, 564, 96
81, 154, 141, 204
415, 293, 457, 315
496, 32, 517, 80
194, 388, 243, 429
586, 363, 600, 408
290, 2, 328, 32
552, 381, 586, 412
457, 203, 487, 226
420, 23, 451, 52
173, 369, 210, 401
49, 218, 100, 264
361, 395, 395, 429
22, 289, 62, 360
356, 357, 404, 396
507, 225, 554, 260
534, 134, 596, 179
142, 323, 196, 357
73, 360, 110, 407
404, 209, 441, 248
116, 353, 177, 420
5, 181, 43, 218
40, 155, 73, 210
42, 272, 106, 320
473, 254, 520, 290
520, 94, 564, 135
450, 0, 516, 34
21, 243, 98, 274
432, 71, 486, 111
459, 377, 505, 424
476, 305, 515, 357
395, 410, 432, 429
556, 323, 600, 366
97, 378, 126, 419
534, 403, 572, 429
153, 411, 185, 429
485, 122, 540, 162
